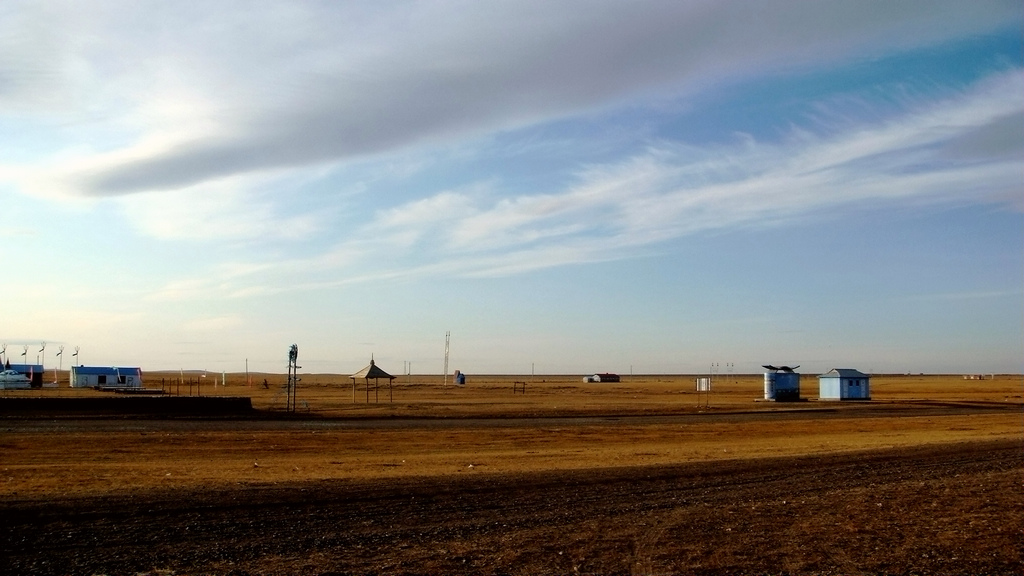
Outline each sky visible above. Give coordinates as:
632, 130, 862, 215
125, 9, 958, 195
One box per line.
1, 0, 1022, 376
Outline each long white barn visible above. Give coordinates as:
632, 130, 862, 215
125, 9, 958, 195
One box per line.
70, 366, 143, 388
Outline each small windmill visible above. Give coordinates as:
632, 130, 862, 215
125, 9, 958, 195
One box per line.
1, 343, 6, 366
55, 345, 64, 384
39, 342, 46, 368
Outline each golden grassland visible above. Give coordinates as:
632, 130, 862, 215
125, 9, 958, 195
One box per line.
1, 373, 1021, 499
12, 370, 1021, 412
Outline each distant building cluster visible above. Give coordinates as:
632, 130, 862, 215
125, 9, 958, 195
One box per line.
0, 362, 143, 390
583, 373, 620, 383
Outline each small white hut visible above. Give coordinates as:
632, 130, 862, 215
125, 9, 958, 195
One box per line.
818, 368, 870, 400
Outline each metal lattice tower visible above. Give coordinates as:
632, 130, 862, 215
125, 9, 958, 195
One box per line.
287, 344, 300, 412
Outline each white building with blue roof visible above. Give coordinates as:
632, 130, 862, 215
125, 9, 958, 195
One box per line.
818, 368, 871, 400
70, 366, 143, 388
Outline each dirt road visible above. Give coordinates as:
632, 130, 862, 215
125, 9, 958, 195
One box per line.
3, 438, 1020, 575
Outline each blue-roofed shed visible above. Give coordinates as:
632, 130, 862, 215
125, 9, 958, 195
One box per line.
818, 368, 871, 400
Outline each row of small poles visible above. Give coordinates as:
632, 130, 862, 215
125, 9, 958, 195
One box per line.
698, 362, 734, 408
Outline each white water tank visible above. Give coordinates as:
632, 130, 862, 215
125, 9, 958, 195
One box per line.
764, 371, 800, 401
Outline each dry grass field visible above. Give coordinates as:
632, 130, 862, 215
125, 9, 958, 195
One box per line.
2, 373, 1022, 574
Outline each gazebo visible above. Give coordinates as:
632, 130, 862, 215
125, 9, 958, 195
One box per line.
349, 358, 396, 403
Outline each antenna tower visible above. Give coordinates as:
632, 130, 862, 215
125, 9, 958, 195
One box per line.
286, 344, 300, 412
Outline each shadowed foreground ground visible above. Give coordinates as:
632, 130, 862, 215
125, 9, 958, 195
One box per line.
3, 439, 1021, 575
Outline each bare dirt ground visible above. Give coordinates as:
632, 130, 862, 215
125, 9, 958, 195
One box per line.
1, 374, 1022, 575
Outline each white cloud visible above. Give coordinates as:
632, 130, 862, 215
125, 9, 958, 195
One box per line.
110, 66, 1020, 298
1, 0, 1017, 198
5, 3, 1015, 308
115, 171, 326, 243
374, 191, 479, 233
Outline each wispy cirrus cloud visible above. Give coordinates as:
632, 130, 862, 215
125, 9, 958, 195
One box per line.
162, 66, 1023, 299
321, 69, 1023, 279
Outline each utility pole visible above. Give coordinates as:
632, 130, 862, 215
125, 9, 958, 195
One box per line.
443, 331, 450, 389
